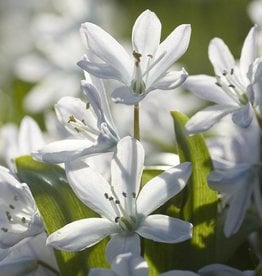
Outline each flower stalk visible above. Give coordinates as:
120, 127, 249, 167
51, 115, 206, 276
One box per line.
134, 103, 140, 141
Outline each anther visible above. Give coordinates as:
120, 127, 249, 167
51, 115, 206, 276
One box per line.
133, 51, 142, 63
13, 195, 18, 201
6, 211, 12, 222
215, 82, 222, 87
21, 217, 26, 224
222, 70, 227, 76
115, 200, 120, 204
74, 127, 80, 133
122, 192, 127, 198
1, 227, 8, 232
230, 68, 234, 75
81, 119, 86, 125
9, 204, 15, 209
115, 217, 120, 223
86, 102, 90, 109
104, 193, 109, 199
109, 196, 114, 201
228, 84, 235, 88
132, 192, 136, 198
68, 115, 77, 123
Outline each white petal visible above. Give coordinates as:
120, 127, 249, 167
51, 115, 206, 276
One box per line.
224, 183, 254, 237
208, 164, 253, 194
136, 214, 192, 243
0, 259, 38, 275
111, 253, 149, 276
55, 96, 99, 137
208, 38, 235, 75
18, 116, 45, 156
148, 24, 191, 86
161, 271, 199, 276
199, 264, 248, 275
111, 86, 145, 105
33, 139, 94, 163
106, 233, 140, 264
132, 10, 161, 72
186, 105, 239, 134
111, 136, 144, 212
78, 58, 128, 84
240, 26, 257, 81
231, 104, 253, 128
137, 162, 192, 216
80, 23, 132, 83
47, 218, 115, 251
89, 268, 116, 276
183, 75, 236, 105
150, 68, 188, 91
65, 160, 116, 221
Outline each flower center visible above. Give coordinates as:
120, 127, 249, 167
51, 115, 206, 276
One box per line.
67, 114, 99, 141
215, 68, 249, 105
104, 188, 138, 233
0, 194, 34, 233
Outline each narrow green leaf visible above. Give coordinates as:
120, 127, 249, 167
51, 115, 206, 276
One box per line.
15, 156, 108, 275
171, 111, 218, 270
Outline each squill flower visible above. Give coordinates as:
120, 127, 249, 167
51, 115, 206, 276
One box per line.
0, 166, 43, 250
34, 79, 119, 163
78, 9, 191, 105
184, 26, 262, 133
47, 136, 192, 263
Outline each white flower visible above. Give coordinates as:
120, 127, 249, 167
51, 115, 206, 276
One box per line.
34, 79, 119, 163
207, 122, 261, 237
0, 116, 45, 172
46, 136, 192, 263
184, 26, 262, 134
78, 9, 191, 105
0, 166, 43, 250
89, 252, 149, 276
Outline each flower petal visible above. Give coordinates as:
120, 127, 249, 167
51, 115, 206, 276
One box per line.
208, 38, 235, 75
89, 269, 116, 276
136, 214, 192, 243
137, 162, 192, 216
55, 96, 99, 139
183, 75, 236, 105
80, 23, 132, 83
111, 136, 144, 211
161, 271, 199, 276
111, 86, 145, 105
33, 139, 94, 163
18, 116, 45, 156
106, 233, 140, 264
78, 57, 128, 84
224, 183, 254, 237
150, 68, 188, 91
231, 104, 253, 128
185, 105, 239, 134
240, 26, 257, 81
132, 10, 161, 72
148, 24, 191, 87
47, 218, 115, 251
111, 253, 149, 276
199, 264, 251, 275
65, 160, 116, 221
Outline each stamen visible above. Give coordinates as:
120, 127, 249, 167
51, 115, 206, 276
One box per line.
115, 217, 120, 223
68, 115, 77, 123
9, 204, 15, 209
86, 102, 90, 109
1, 227, 8, 232
230, 68, 234, 75
21, 217, 26, 224
104, 193, 109, 199
6, 211, 12, 222
215, 82, 222, 87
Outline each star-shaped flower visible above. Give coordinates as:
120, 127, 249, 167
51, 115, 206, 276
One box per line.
34, 78, 119, 163
46, 136, 192, 263
77, 9, 191, 105
184, 26, 262, 134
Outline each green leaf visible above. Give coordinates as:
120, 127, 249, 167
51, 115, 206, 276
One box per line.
15, 156, 109, 276
171, 111, 218, 270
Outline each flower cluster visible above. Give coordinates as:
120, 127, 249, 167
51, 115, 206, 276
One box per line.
0, 3, 262, 276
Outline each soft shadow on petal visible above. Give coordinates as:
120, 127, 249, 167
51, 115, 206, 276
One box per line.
186, 105, 238, 134
136, 214, 192, 243
183, 75, 235, 105
47, 218, 115, 251
111, 86, 145, 105
106, 233, 140, 264
65, 160, 116, 221
137, 162, 192, 216
231, 104, 253, 128
208, 38, 235, 75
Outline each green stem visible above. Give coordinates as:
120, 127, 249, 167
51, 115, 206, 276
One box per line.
134, 103, 140, 140
37, 260, 60, 275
